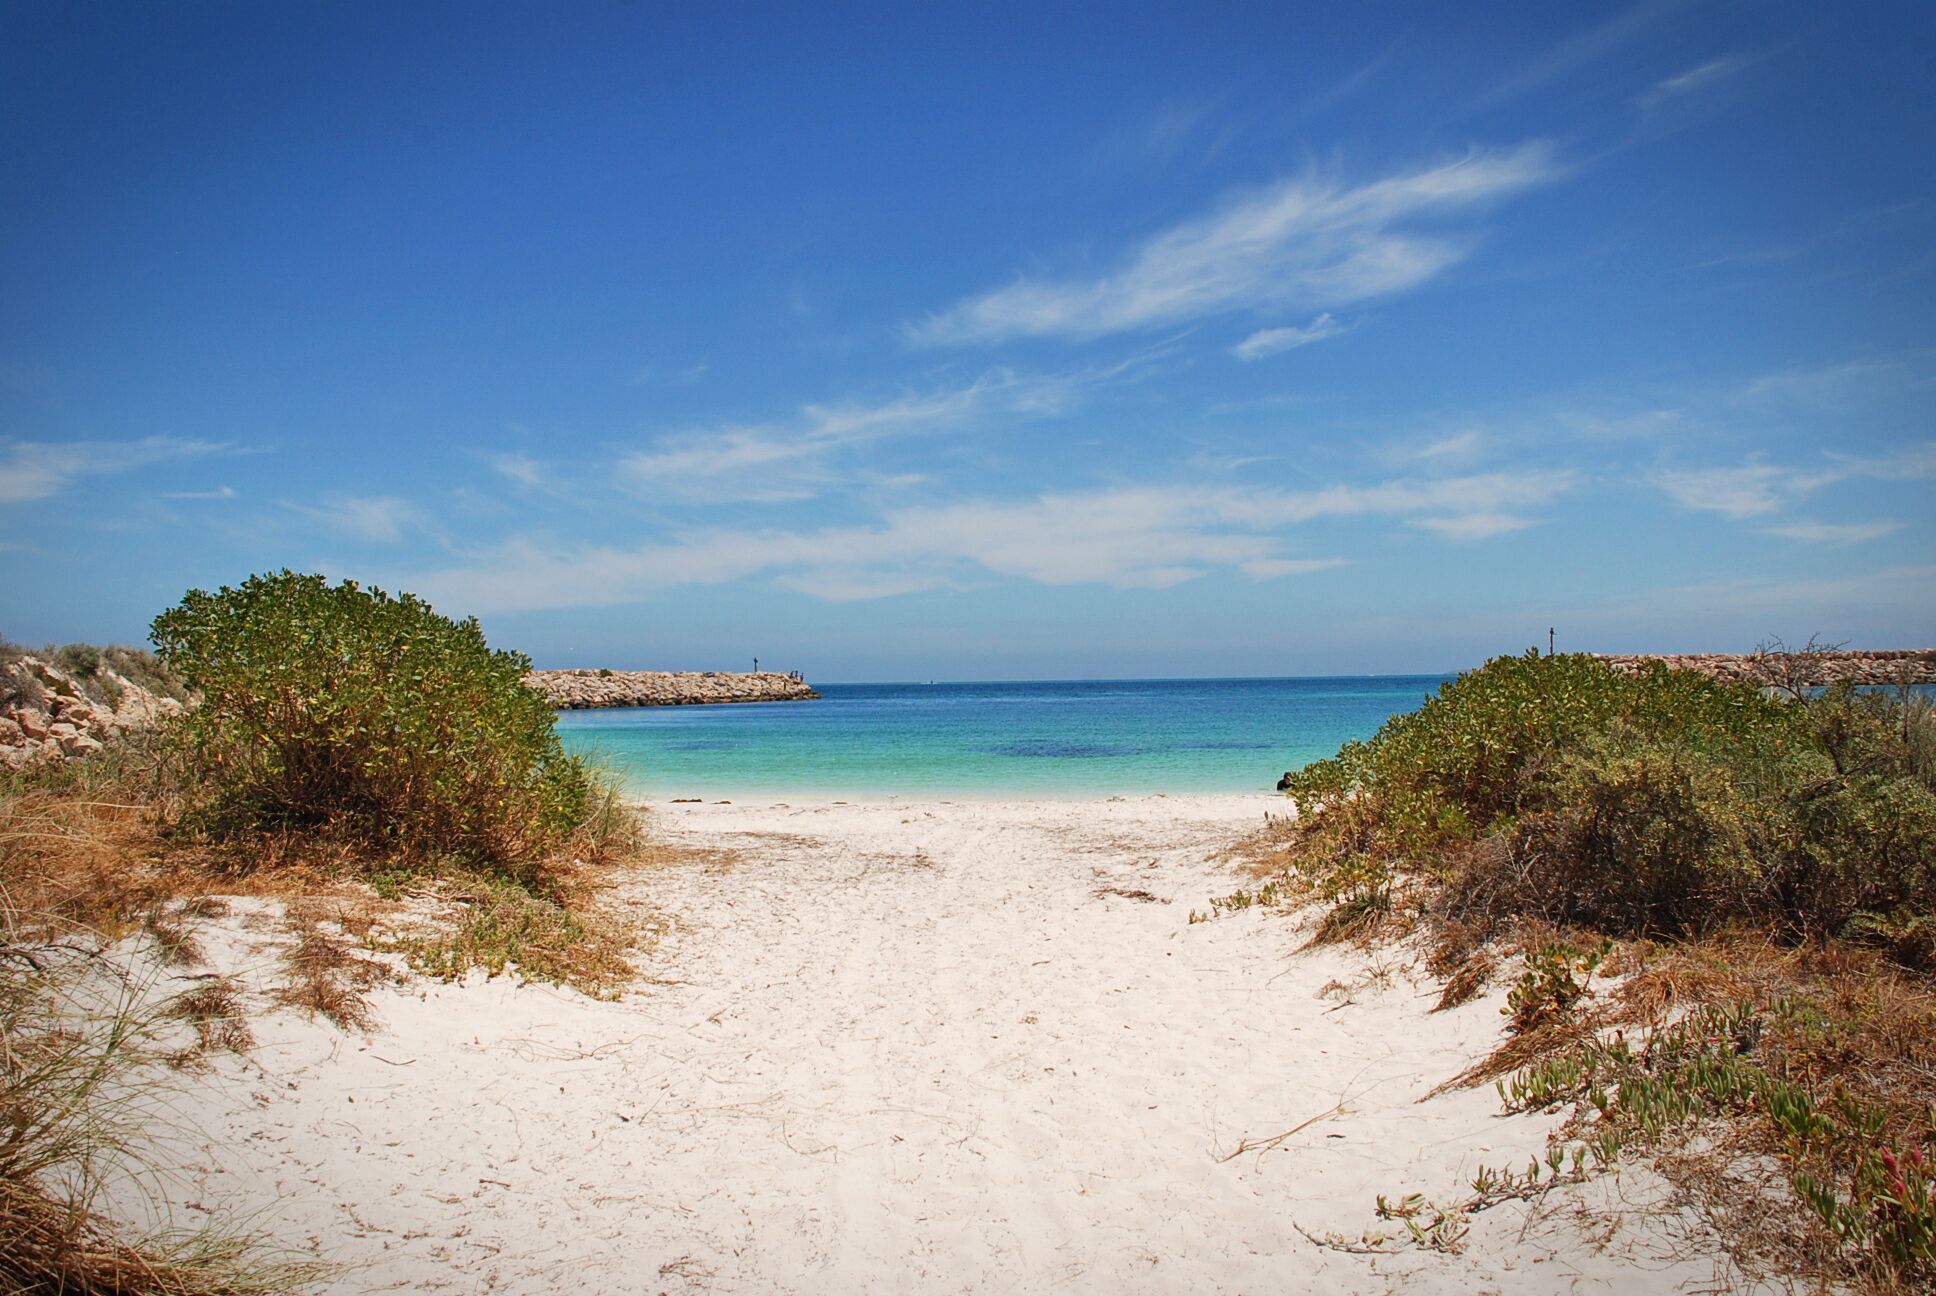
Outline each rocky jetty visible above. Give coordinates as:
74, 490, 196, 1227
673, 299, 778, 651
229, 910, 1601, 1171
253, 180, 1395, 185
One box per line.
1, 653, 185, 769
527, 669, 820, 709
1597, 649, 1936, 689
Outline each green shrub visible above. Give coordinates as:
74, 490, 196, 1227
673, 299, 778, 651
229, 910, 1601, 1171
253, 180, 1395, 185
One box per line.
1272, 656, 1936, 1290
150, 571, 589, 865
1280, 652, 1936, 946
52, 642, 102, 680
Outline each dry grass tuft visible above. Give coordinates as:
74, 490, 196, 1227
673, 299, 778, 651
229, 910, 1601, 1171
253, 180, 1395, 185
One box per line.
271, 904, 392, 1034
1, 894, 319, 1294
394, 858, 635, 996
1094, 885, 1164, 903
1214, 812, 1302, 880
0, 785, 204, 945
1, 1182, 317, 1296
1431, 950, 1495, 1012
166, 976, 255, 1061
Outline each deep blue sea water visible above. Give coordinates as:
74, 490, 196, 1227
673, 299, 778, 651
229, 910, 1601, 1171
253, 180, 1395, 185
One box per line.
554, 676, 1452, 798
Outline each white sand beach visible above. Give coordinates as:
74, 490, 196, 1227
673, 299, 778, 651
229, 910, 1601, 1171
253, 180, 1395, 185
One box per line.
152, 795, 1740, 1294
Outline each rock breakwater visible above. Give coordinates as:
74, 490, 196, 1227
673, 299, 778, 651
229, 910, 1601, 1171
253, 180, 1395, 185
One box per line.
528, 669, 820, 709
1598, 649, 1936, 689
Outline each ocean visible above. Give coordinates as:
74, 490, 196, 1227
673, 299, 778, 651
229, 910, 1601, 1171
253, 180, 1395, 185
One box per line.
553, 675, 1452, 798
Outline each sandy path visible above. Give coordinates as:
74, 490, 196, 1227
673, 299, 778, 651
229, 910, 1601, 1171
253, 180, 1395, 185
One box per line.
162, 795, 1733, 1294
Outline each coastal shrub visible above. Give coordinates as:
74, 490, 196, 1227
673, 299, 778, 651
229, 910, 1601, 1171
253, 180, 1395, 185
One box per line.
150, 570, 591, 866
1263, 653, 1936, 1289
1280, 652, 1936, 946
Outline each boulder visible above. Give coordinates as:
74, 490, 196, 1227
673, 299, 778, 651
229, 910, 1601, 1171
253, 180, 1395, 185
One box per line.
59, 731, 104, 757
0, 651, 182, 768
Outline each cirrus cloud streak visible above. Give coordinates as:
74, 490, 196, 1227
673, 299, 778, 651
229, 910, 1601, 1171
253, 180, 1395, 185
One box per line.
400, 469, 1575, 613
911, 143, 1559, 346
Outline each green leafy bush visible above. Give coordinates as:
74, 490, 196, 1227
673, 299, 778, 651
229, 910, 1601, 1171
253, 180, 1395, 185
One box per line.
1270, 654, 1936, 1290
1280, 652, 1936, 947
150, 571, 590, 865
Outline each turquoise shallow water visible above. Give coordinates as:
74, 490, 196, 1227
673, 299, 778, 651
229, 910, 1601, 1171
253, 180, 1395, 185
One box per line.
554, 675, 1452, 798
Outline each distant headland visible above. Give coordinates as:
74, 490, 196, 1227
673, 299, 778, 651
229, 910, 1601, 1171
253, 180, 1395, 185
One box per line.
527, 669, 820, 709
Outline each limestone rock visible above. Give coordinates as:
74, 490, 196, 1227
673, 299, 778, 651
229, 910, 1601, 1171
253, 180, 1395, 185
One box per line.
59, 731, 103, 757
1, 652, 182, 769
1595, 649, 1936, 689
525, 669, 821, 709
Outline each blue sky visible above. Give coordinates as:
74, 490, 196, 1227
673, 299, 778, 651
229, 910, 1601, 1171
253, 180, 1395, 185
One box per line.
2, 1, 1932, 679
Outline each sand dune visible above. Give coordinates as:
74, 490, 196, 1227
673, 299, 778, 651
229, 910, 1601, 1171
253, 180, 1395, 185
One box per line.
153, 795, 1738, 1293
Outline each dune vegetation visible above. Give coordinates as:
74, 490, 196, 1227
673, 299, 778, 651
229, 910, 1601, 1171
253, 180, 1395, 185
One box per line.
1233, 650, 1935, 1290
1, 572, 648, 1294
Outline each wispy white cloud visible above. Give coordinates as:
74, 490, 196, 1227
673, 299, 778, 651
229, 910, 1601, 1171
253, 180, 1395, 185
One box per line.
620, 425, 827, 504
1734, 356, 1918, 407
1409, 511, 1536, 541
629, 362, 708, 386
1837, 441, 1936, 481
911, 144, 1560, 345
1553, 408, 1685, 441
0, 435, 234, 505
490, 453, 549, 489
1762, 518, 1902, 545
1211, 470, 1577, 530
1639, 54, 1752, 112
1135, 97, 1229, 164
1091, 95, 1243, 173
1656, 441, 1935, 520
1302, 40, 1406, 116
1240, 556, 1352, 579
401, 469, 1573, 612
486, 449, 597, 500
1232, 313, 1346, 360
1414, 430, 1486, 461
160, 485, 236, 501
1654, 462, 1813, 519
1483, 0, 1677, 105
774, 568, 944, 602
619, 362, 1129, 504
286, 495, 422, 544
